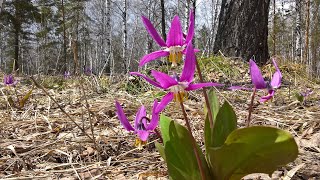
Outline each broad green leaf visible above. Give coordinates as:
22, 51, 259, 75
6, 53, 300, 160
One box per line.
204, 89, 220, 116
204, 89, 221, 151
159, 115, 211, 180
205, 101, 237, 172
19, 87, 33, 108
208, 126, 298, 180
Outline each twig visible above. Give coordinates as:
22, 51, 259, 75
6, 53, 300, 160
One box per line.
30, 76, 94, 141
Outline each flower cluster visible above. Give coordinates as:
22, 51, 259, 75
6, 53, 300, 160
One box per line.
115, 10, 283, 149
115, 10, 221, 148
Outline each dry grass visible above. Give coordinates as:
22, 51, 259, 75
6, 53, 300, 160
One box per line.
0, 58, 319, 180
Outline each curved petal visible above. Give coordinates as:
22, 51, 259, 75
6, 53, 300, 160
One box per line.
134, 105, 147, 130
130, 72, 163, 89
249, 59, 267, 89
115, 101, 134, 131
155, 92, 174, 114
185, 82, 223, 91
260, 90, 275, 103
270, 59, 282, 88
185, 9, 194, 44
151, 70, 178, 89
166, 15, 183, 47
141, 16, 166, 47
180, 42, 196, 83
139, 50, 169, 67
137, 130, 150, 141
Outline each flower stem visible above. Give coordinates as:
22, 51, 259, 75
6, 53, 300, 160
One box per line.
247, 87, 257, 127
178, 92, 206, 180
195, 59, 214, 129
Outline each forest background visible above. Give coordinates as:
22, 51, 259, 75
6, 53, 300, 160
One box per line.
0, 0, 319, 78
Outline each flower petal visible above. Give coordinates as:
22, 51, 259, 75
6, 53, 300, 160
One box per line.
141, 16, 166, 47
155, 92, 174, 114
260, 90, 275, 103
180, 42, 196, 83
166, 15, 183, 46
130, 72, 163, 89
139, 50, 169, 67
145, 100, 160, 131
185, 9, 194, 44
185, 82, 223, 91
137, 130, 150, 141
134, 105, 147, 130
115, 101, 134, 131
151, 70, 178, 89
270, 59, 282, 88
249, 59, 267, 89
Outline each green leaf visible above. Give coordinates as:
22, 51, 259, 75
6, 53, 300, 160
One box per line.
208, 126, 298, 180
294, 92, 304, 103
19, 87, 33, 108
204, 89, 222, 151
159, 115, 211, 180
155, 142, 166, 161
204, 89, 220, 116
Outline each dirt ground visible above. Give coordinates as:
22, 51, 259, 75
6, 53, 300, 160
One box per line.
0, 60, 319, 179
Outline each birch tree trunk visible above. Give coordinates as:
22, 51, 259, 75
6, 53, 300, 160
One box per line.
105, 0, 111, 74
61, 0, 68, 72
295, 0, 302, 62
122, 0, 127, 73
304, 0, 310, 68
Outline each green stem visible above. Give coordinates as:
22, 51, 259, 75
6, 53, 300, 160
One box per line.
247, 88, 257, 127
178, 92, 206, 180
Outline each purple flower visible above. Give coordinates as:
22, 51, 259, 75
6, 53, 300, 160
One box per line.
230, 59, 282, 102
250, 59, 282, 102
64, 71, 71, 79
84, 67, 92, 76
140, 10, 196, 67
115, 100, 166, 149
131, 42, 222, 108
3, 74, 18, 87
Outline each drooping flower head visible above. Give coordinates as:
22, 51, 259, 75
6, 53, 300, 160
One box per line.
131, 42, 222, 109
228, 59, 282, 102
115, 100, 166, 149
64, 71, 71, 79
140, 10, 196, 66
3, 74, 17, 87
84, 67, 92, 76
250, 59, 282, 102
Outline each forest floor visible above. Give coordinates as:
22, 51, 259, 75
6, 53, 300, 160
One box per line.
0, 57, 319, 180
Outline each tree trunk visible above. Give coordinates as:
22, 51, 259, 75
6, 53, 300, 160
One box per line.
160, 0, 166, 41
122, 0, 127, 73
105, 0, 111, 74
304, 0, 310, 66
213, 0, 270, 64
14, 29, 19, 72
295, 0, 302, 62
61, 0, 67, 73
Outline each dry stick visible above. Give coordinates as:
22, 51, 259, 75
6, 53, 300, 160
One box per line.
247, 88, 257, 127
30, 76, 94, 142
195, 60, 214, 128
178, 92, 206, 180
79, 78, 100, 156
